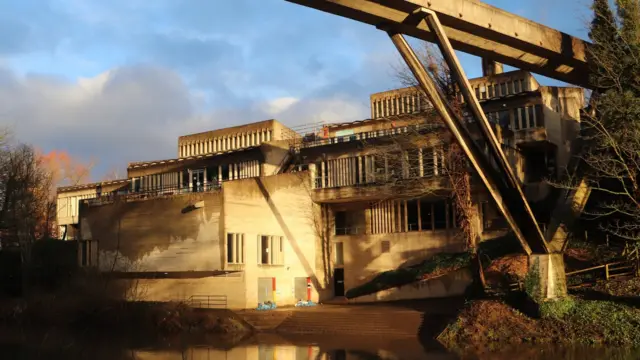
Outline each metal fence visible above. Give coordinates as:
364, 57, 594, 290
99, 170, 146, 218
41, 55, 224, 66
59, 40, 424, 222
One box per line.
187, 294, 228, 309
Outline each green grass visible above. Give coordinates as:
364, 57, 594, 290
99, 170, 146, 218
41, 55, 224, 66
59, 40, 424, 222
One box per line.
345, 252, 472, 299
559, 299, 640, 344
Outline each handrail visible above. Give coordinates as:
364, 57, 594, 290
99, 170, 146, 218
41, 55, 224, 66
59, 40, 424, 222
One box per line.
85, 183, 222, 206
187, 294, 228, 309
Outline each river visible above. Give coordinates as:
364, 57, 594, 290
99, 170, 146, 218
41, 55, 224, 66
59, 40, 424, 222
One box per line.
1, 331, 640, 360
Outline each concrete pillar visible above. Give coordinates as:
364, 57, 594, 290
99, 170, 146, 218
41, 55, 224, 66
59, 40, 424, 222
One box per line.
528, 253, 568, 300
188, 170, 193, 191
310, 163, 317, 189
482, 58, 504, 76
218, 166, 222, 184
321, 161, 326, 188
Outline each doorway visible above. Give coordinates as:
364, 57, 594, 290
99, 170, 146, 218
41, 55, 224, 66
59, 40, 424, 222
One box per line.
333, 268, 345, 297
192, 169, 205, 192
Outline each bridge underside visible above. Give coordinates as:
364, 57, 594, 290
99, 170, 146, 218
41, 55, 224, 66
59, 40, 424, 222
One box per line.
286, 0, 591, 88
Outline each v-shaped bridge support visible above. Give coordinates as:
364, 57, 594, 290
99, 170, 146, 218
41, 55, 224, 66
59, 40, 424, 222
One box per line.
385, 8, 548, 255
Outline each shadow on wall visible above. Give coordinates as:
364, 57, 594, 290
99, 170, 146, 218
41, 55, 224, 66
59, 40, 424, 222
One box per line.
253, 176, 326, 296
81, 192, 223, 272
341, 230, 466, 292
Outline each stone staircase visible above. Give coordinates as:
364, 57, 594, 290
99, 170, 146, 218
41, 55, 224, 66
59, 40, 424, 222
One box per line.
235, 305, 425, 337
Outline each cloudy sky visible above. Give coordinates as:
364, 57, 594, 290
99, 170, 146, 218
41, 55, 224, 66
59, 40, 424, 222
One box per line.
0, 0, 592, 179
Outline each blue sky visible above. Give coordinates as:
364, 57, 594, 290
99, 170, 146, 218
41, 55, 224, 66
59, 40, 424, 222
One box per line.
0, 0, 593, 179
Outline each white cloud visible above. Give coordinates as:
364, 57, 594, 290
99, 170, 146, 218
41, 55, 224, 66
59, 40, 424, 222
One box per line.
0, 64, 372, 179
260, 97, 300, 116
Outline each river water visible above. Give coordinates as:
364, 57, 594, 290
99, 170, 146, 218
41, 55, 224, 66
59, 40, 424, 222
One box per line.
1, 331, 639, 360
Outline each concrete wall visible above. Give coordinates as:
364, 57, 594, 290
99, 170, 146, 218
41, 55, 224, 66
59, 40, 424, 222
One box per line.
540, 87, 583, 175
110, 273, 247, 309
349, 268, 473, 303
222, 172, 321, 307
335, 230, 466, 294
80, 191, 224, 272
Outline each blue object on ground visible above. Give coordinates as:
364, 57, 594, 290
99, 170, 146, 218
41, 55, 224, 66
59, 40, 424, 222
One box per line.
294, 300, 317, 307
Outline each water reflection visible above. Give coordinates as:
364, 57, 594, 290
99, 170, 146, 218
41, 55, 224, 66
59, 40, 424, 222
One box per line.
1, 332, 640, 360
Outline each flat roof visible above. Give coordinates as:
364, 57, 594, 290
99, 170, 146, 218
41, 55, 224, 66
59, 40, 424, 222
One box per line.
127, 146, 261, 169
57, 179, 129, 193
178, 119, 282, 141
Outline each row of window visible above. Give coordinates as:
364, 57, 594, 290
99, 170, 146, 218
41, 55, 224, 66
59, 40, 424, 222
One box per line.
226, 233, 285, 266
130, 161, 261, 193
314, 148, 447, 189
371, 93, 428, 119
472, 78, 527, 101
179, 129, 273, 158
468, 104, 544, 131
333, 199, 456, 236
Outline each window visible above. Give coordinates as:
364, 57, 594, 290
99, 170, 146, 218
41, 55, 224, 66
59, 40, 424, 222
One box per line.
335, 210, 362, 235
475, 87, 480, 99
420, 201, 432, 231
500, 83, 507, 96
448, 200, 457, 229
514, 80, 521, 93
520, 79, 525, 92
527, 106, 536, 128
258, 235, 284, 265
480, 86, 487, 99
498, 110, 511, 128
407, 149, 421, 178
488, 84, 495, 98
515, 108, 524, 130
433, 201, 447, 230
227, 233, 245, 264
335, 242, 344, 266
535, 105, 544, 126
422, 148, 435, 178
381, 241, 391, 253
407, 200, 419, 231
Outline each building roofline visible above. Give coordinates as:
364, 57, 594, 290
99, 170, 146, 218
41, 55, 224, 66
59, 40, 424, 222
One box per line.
369, 69, 544, 98
57, 179, 129, 193
127, 146, 261, 169
178, 119, 281, 140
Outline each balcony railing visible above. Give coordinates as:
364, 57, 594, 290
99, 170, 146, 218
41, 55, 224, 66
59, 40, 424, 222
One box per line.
335, 227, 362, 236
86, 182, 222, 206
301, 123, 445, 148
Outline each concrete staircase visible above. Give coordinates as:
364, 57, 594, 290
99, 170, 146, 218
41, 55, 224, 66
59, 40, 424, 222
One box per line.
274, 305, 424, 337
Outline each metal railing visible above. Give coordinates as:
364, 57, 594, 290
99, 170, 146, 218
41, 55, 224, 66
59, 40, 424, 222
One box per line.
187, 294, 228, 309
86, 183, 222, 206
335, 227, 362, 236
300, 123, 445, 148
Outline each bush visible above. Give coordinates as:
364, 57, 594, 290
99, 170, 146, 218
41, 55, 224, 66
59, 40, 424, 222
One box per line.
539, 297, 576, 320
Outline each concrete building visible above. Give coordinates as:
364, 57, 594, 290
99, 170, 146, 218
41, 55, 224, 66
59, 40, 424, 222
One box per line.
56, 66, 584, 308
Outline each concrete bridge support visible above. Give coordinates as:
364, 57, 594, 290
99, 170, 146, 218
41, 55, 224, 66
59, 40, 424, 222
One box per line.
529, 253, 568, 300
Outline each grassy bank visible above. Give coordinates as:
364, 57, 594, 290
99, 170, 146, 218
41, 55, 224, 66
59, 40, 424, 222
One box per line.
438, 296, 640, 353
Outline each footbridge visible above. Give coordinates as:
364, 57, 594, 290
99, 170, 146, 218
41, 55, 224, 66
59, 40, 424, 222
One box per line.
286, 0, 593, 297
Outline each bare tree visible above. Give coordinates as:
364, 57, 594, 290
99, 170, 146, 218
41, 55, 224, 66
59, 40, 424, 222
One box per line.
0, 144, 56, 292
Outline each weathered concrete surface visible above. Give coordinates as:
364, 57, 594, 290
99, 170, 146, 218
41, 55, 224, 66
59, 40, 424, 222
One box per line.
348, 268, 473, 303
80, 191, 223, 272
286, 0, 591, 87
529, 253, 568, 300
222, 172, 324, 307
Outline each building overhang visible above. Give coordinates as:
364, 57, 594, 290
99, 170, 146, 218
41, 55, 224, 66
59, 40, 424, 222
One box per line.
312, 177, 451, 204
